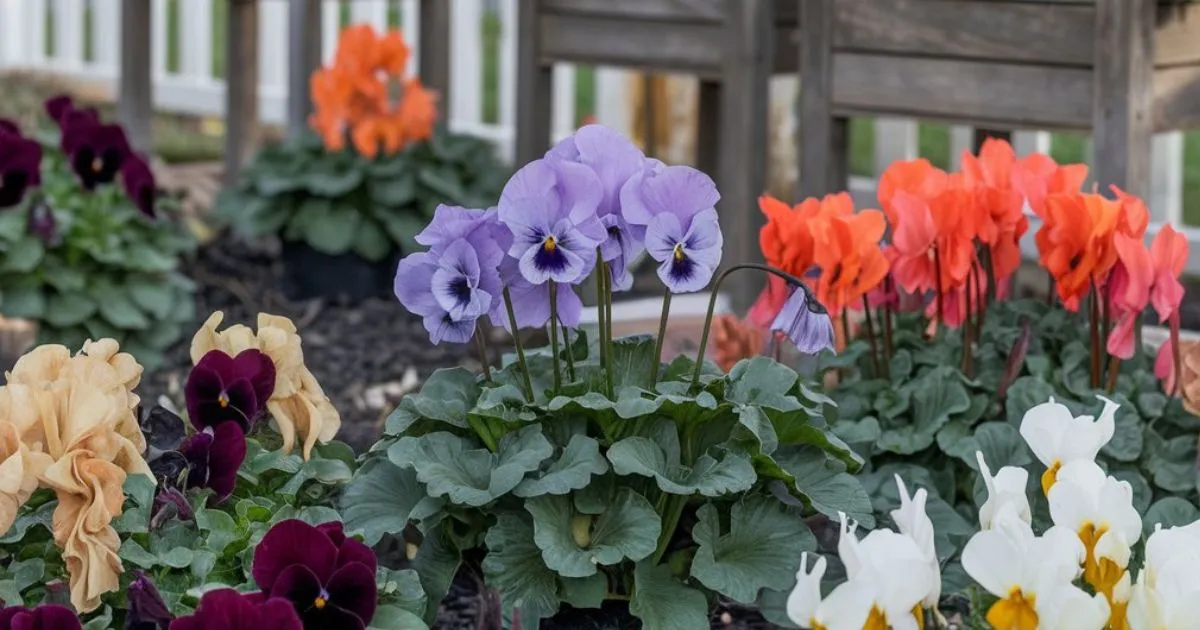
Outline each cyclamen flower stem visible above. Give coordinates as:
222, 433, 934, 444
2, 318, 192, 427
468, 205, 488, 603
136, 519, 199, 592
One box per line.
549, 281, 563, 393
933, 245, 945, 334
502, 287, 534, 402
690, 263, 809, 390
650, 288, 672, 388
973, 264, 985, 341
883, 276, 894, 362
963, 271, 974, 378
473, 328, 493, 382
1088, 282, 1101, 389
1171, 312, 1182, 397
861, 295, 881, 378
1105, 355, 1121, 394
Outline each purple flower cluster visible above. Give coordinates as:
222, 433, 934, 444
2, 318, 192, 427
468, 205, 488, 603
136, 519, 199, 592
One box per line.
394, 124, 725, 344
0, 604, 81, 630
0, 118, 43, 210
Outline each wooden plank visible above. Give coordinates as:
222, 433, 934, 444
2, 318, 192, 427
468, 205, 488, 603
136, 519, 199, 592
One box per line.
539, 13, 723, 76
516, 0, 553, 165
541, 0, 725, 23
1155, 3, 1200, 66
419, 0, 451, 103
831, 54, 1093, 129
224, 0, 259, 185
1153, 64, 1200, 130
117, 0, 153, 153
1091, 0, 1154, 200
696, 79, 720, 177
874, 118, 919, 176
799, 0, 835, 198
832, 0, 1094, 66
287, 0, 322, 139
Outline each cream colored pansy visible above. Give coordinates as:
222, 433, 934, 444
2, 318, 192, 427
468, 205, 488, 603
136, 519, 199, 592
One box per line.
890, 475, 940, 609
1046, 460, 1141, 594
1018, 396, 1116, 495
190, 311, 340, 459
0, 418, 52, 536
976, 451, 1032, 530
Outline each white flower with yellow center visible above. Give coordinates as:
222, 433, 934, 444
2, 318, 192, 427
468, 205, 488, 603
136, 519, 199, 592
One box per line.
890, 475, 941, 610
1034, 581, 1112, 630
1018, 396, 1116, 495
1141, 521, 1200, 591
1127, 555, 1200, 630
1046, 460, 1141, 594
786, 552, 876, 630
976, 451, 1032, 530
962, 511, 1086, 630
839, 529, 934, 630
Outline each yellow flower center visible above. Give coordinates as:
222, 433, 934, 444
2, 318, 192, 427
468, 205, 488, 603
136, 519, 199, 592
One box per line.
92, 157, 103, 173
218, 392, 230, 408
987, 588, 1038, 630
1041, 460, 1062, 496
313, 596, 327, 609
913, 605, 926, 630
811, 620, 826, 630
1078, 522, 1110, 588
543, 235, 557, 252
1108, 596, 1130, 630
863, 606, 889, 630
673, 243, 685, 261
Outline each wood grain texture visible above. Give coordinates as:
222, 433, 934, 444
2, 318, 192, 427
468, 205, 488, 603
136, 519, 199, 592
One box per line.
419, 0, 453, 105
1153, 65, 1200, 130
831, 0, 1094, 66
799, 0, 837, 199
539, 13, 724, 74
541, 0, 798, 24
287, 0, 322, 140
117, 0, 153, 154
224, 0, 259, 185
1155, 3, 1200, 66
1092, 0, 1154, 198
830, 53, 1093, 128
516, 0, 553, 165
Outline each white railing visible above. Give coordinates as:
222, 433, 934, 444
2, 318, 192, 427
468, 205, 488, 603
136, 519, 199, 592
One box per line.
0, 0, 1193, 270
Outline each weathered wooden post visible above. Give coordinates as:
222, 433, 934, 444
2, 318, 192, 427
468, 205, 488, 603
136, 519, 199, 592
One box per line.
515, 0, 552, 167
287, 0, 322, 140
117, 0, 153, 154
1092, 0, 1155, 201
419, 0, 453, 106
224, 0, 260, 185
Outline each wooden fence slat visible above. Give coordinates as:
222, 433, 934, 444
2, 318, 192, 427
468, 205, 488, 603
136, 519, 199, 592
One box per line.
594, 67, 633, 137
403, 0, 420, 77
28, 0, 47, 64
0, 0, 27, 66
118, 0, 153, 153
552, 64, 576, 141
320, 0, 340, 63
949, 125, 973, 170
258, 1, 287, 90
288, 0, 322, 138
151, 0, 166, 77
498, 0, 519, 159
1091, 0, 1154, 202
91, 0, 120, 68
1012, 130, 1052, 156
873, 118, 919, 176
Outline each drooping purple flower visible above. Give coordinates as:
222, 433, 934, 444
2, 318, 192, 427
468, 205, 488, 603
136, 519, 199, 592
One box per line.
150, 484, 194, 529
61, 121, 130, 190
185, 349, 276, 432
394, 234, 504, 345
0, 604, 81, 630
0, 131, 43, 209
28, 201, 59, 245
169, 589, 302, 630
122, 152, 157, 218
125, 570, 175, 630
488, 258, 584, 332
179, 422, 247, 501
252, 519, 378, 630
621, 165, 723, 293
497, 159, 606, 285
139, 404, 188, 454
771, 283, 835, 355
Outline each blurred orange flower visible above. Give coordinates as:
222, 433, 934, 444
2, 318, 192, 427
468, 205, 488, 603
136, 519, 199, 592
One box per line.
712, 315, 765, 372
1012, 152, 1088, 218
310, 24, 438, 158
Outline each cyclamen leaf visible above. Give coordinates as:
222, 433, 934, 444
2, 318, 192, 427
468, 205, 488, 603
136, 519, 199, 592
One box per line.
481, 513, 561, 623
526, 488, 660, 578
514, 435, 609, 498
630, 561, 709, 630
690, 497, 814, 603
607, 436, 756, 496
389, 426, 553, 506
776, 446, 875, 529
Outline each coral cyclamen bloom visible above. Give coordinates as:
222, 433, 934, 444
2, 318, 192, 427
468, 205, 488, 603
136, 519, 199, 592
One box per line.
770, 283, 835, 355
622, 164, 723, 293
809, 210, 890, 317
1012, 152, 1089, 219
252, 520, 377, 629
1018, 396, 1117, 495
0, 604, 82, 630
185, 349, 276, 432
711, 314, 765, 372
169, 589, 302, 630
1036, 192, 1123, 310
759, 193, 853, 280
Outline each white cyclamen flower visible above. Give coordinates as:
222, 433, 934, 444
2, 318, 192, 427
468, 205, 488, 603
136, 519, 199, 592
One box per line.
976, 450, 1032, 530
1019, 395, 1117, 495
786, 552, 877, 630
1142, 521, 1200, 590
890, 475, 941, 609
1034, 581, 1112, 630
1046, 460, 1141, 593
1128, 557, 1200, 630
846, 529, 934, 630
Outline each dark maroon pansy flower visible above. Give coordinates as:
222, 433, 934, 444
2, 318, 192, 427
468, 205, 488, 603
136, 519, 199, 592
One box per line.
125, 570, 174, 630
64, 122, 129, 190
122, 152, 157, 218
185, 349, 276, 433
168, 589, 301, 630
150, 484, 194, 530
0, 132, 43, 209
0, 119, 19, 136
252, 519, 377, 630
179, 421, 247, 501
0, 604, 82, 630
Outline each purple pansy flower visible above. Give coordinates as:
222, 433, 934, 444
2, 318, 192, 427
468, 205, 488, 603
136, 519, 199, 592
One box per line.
0, 130, 43, 209
28, 201, 58, 245
0, 604, 81, 630
497, 159, 606, 285
151, 484, 194, 529
0, 119, 18, 136
44, 95, 99, 129
621, 165, 723, 293
126, 571, 175, 630
771, 284, 835, 355
179, 421, 247, 501
394, 228, 504, 345
169, 589, 302, 630
488, 258, 584, 332
122, 152, 157, 218
185, 349, 276, 433
64, 122, 129, 190
252, 519, 377, 630
546, 125, 648, 291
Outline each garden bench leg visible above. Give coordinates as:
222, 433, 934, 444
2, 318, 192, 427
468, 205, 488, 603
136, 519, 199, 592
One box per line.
1091, 0, 1155, 200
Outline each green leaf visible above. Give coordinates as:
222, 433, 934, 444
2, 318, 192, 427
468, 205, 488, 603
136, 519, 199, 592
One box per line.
342, 459, 445, 545
128, 280, 177, 320
0, 236, 44, 272
514, 435, 609, 498
526, 487, 660, 578
307, 166, 365, 196
195, 509, 239, 556
727, 357, 800, 410
481, 513, 561, 622
97, 287, 150, 329
419, 167, 467, 201
630, 560, 709, 630
880, 371, 970, 454
609, 335, 656, 389
1006, 377, 1056, 425
691, 496, 813, 603
43, 291, 96, 328
1143, 497, 1200, 538
775, 446, 875, 528
352, 220, 394, 262
410, 526, 461, 623
1140, 427, 1196, 493
81, 607, 113, 630
377, 210, 425, 253
9, 558, 44, 592
304, 203, 362, 255
1, 285, 45, 318
970, 422, 1032, 471
607, 436, 756, 496
368, 605, 430, 630
119, 539, 160, 569
159, 546, 195, 569
559, 574, 607, 610
1100, 395, 1143, 462
124, 242, 178, 271
371, 174, 418, 207
389, 426, 553, 506
378, 569, 428, 619
408, 368, 481, 429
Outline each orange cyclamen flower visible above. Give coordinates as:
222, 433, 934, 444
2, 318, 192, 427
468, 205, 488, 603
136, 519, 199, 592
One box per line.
1036, 193, 1123, 310
960, 139, 1031, 285
809, 209, 890, 317
758, 192, 853, 279
1012, 152, 1089, 219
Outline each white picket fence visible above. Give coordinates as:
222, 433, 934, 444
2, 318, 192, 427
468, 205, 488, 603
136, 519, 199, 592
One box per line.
0, 0, 1196, 270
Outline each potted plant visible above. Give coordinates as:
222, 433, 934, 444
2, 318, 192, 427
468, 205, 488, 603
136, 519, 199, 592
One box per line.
0, 98, 195, 370
218, 24, 508, 302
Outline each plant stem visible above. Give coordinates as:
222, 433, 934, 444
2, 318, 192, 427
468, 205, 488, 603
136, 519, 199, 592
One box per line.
1105, 355, 1121, 394
467, 415, 499, 452
1171, 312, 1182, 397
1089, 282, 1101, 389
690, 263, 810, 389
602, 262, 615, 398
549, 281, 562, 394
562, 324, 576, 382
502, 288, 534, 402
973, 264, 986, 340
649, 288, 672, 388
933, 246, 945, 335
652, 495, 688, 564
883, 277, 894, 363
963, 270, 974, 378
473, 328, 492, 382
861, 295, 881, 378
1046, 273, 1056, 305
983, 246, 997, 306
595, 249, 609, 383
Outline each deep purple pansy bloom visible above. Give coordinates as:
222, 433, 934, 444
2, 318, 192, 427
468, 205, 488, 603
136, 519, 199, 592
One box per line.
771, 284, 835, 355
0, 604, 81, 630
125, 570, 175, 630
150, 484, 194, 529
488, 258, 583, 331
0, 130, 43, 209
179, 422, 247, 501
252, 519, 377, 630
169, 589, 301, 630
122, 152, 157, 218
394, 228, 504, 345
185, 349, 276, 433
60, 120, 130, 190
0, 119, 18, 136
497, 159, 606, 286
621, 164, 723, 293
44, 95, 99, 129
546, 125, 647, 291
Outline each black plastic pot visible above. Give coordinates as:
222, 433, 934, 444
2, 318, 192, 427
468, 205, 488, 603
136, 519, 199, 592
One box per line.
280, 240, 399, 302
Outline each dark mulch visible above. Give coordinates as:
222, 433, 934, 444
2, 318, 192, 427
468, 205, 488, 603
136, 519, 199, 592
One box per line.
139, 237, 475, 451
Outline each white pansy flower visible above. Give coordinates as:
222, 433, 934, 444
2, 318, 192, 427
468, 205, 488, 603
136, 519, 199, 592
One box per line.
1034, 581, 1111, 630
890, 475, 941, 609
1018, 395, 1117, 494
976, 450, 1032, 530
1128, 558, 1200, 630
1046, 460, 1141, 593
1142, 521, 1200, 590
846, 529, 934, 630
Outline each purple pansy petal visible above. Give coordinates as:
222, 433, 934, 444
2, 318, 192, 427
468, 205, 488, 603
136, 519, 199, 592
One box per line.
0, 134, 44, 209
548, 124, 646, 218
0, 604, 84, 630
681, 210, 723, 270
231, 349, 276, 409
325, 562, 378, 625
488, 260, 584, 331
204, 422, 248, 500
644, 213, 685, 262
257, 598, 306, 630
498, 195, 559, 255
422, 312, 477, 346
431, 239, 484, 319
301, 605, 367, 630
555, 284, 584, 328
316, 522, 347, 546
643, 165, 720, 224
0, 119, 19, 137
122, 152, 157, 218
253, 519, 340, 590
393, 252, 442, 317
334, 539, 377, 574
269, 564, 323, 608
500, 159, 602, 228
415, 205, 489, 247
186, 350, 262, 431
771, 285, 835, 355
127, 571, 174, 628
517, 231, 586, 285
65, 123, 129, 190
44, 95, 76, 125
169, 589, 302, 630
